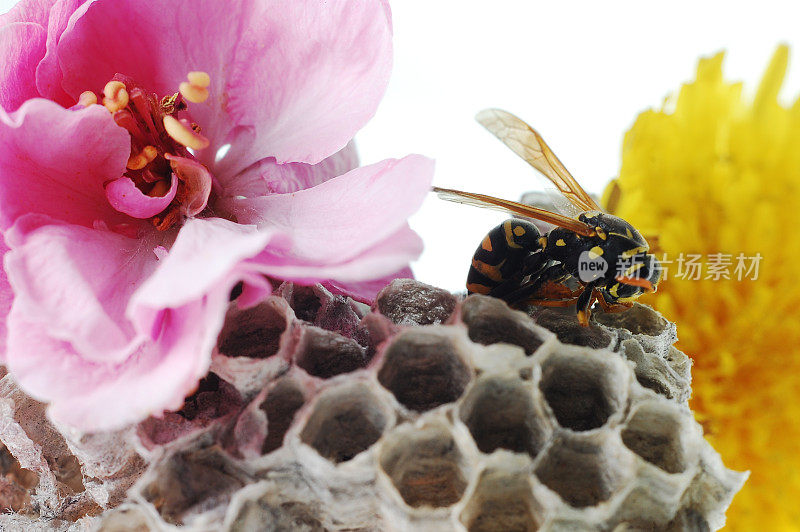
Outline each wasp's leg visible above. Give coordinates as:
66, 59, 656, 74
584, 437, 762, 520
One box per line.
504, 262, 572, 306
524, 297, 581, 307
594, 289, 634, 313
576, 280, 604, 326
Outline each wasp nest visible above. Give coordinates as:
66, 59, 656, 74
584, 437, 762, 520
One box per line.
0, 279, 746, 531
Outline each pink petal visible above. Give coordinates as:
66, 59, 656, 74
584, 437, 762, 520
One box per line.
166, 154, 212, 216
5, 280, 232, 431
0, 23, 47, 111
220, 155, 434, 264
0, 0, 58, 109
129, 217, 278, 335
105, 174, 177, 219
0, 236, 13, 362
252, 224, 423, 286
53, 0, 391, 171
4, 219, 161, 363
0, 0, 56, 27
221, 0, 393, 166
0, 99, 130, 230
323, 266, 414, 304
219, 140, 358, 198
34, 0, 86, 106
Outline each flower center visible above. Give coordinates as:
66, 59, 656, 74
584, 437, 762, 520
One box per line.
79, 72, 214, 231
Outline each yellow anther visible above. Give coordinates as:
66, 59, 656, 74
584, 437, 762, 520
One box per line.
179, 82, 209, 104
179, 71, 211, 103
163, 115, 210, 150
78, 91, 97, 107
148, 179, 171, 198
142, 145, 158, 161
102, 81, 129, 113
126, 145, 159, 170
187, 71, 210, 88
126, 154, 147, 170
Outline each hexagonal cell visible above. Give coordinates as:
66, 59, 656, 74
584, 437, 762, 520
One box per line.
0, 443, 37, 513
459, 375, 548, 458
377, 329, 472, 412
665, 508, 711, 531
260, 377, 307, 454
593, 302, 668, 336
375, 278, 457, 326
378, 422, 469, 508
530, 308, 611, 349
229, 496, 325, 532
461, 295, 545, 355
534, 432, 634, 508
621, 401, 694, 474
138, 373, 243, 449
299, 382, 389, 463
277, 283, 323, 323
539, 350, 628, 431
459, 468, 544, 532
217, 298, 290, 358
98, 504, 160, 531
293, 326, 368, 378
621, 340, 690, 403
278, 283, 365, 339
141, 446, 245, 525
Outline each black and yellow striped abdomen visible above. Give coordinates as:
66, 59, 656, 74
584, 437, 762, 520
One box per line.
466, 219, 543, 295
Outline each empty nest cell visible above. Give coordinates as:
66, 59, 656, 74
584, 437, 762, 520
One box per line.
377, 329, 472, 412
461, 295, 544, 355
621, 401, 693, 474
141, 446, 245, 525
229, 496, 325, 532
0, 444, 37, 513
260, 378, 307, 455
539, 350, 627, 431
216, 299, 289, 358
460, 468, 544, 532
293, 326, 369, 379
378, 423, 469, 508
278, 284, 323, 323
299, 382, 389, 463
534, 433, 633, 508
459, 375, 548, 458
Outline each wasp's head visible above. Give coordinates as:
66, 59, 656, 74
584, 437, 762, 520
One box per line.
601, 252, 662, 303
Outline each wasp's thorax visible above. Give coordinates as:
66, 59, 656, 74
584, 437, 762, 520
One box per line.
578, 211, 648, 249
576, 211, 661, 297
77, 72, 214, 232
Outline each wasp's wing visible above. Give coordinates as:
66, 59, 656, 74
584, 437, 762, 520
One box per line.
433, 187, 596, 237
476, 108, 602, 214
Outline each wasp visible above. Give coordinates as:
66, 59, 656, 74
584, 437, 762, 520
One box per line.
434, 109, 662, 326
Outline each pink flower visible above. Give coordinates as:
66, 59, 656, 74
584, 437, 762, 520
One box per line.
0, 0, 433, 430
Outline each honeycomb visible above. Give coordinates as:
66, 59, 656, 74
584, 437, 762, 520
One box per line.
0, 280, 746, 531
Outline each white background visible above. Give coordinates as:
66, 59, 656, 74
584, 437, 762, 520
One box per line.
4, 1, 800, 291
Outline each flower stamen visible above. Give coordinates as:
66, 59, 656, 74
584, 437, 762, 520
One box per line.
92, 73, 214, 231
179, 71, 211, 104
163, 115, 210, 150
126, 145, 158, 170
102, 81, 129, 113
78, 91, 98, 107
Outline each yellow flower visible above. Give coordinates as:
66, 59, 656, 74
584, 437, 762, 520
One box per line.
603, 46, 800, 530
